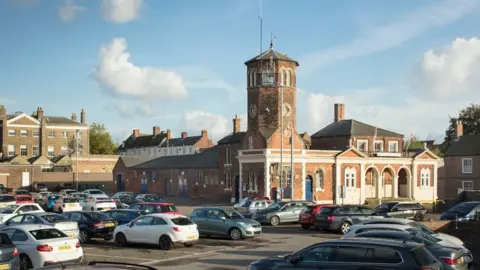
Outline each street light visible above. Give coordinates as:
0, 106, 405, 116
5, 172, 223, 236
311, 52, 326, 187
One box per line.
75, 129, 79, 191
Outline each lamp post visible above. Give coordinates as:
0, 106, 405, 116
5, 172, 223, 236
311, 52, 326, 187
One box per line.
279, 83, 284, 200
75, 129, 79, 191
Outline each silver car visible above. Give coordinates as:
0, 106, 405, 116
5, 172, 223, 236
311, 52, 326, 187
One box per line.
234, 199, 272, 218
252, 201, 312, 226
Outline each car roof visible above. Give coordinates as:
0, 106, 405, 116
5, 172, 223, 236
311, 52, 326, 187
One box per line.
324, 237, 421, 249
15, 203, 40, 206
147, 213, 185, 219
352, 223, 410, 230
362, 218, 411, 225
16, 195, 32, 197
356, 230, 412, 239
23, 212, 58, 217
136, 202, 172, 205
107, 209, 143, 212
0, 194, 14, 197
4, 224, 54, 231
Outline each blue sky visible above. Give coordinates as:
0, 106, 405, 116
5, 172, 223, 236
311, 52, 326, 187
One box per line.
1, 0, 480, 143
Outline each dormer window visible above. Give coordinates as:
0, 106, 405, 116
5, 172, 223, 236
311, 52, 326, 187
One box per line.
357, 139, 368, 152
388, 141, 399, 152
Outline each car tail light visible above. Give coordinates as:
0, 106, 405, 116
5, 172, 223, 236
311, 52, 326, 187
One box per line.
75, 241, 81, 248
37, 244, 53, 252
12, 247, 18, 256
440, 257, 459, 265
327, 216, 335, 222
93, 222, 105, 228
172, 226, 181, 232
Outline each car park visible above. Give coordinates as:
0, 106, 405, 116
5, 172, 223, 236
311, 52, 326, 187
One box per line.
1, 225, 83, 269
0, 232, 20, 269
299, 204, 330, 230
190, 207, 261, 240
252, 201, 312, 226
234, 198, 272, 218
439, 201, 480, 221
128, 202, 179, 214
0, 203, 45, 223
62, 211, 118, 243
114, 213, 198, 250
0, 194, 17, 208
374, 201, 427, 221
313, 204, 376, 233
83, 196, 116, 211
103, 209, 145, 225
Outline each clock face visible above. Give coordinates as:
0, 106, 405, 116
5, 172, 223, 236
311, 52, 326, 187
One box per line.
283, 102, 292, 117
249, 104, 258, 119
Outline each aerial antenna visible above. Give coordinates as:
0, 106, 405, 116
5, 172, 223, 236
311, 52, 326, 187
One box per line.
270, 32, 275, 48
259, 0, 263, 53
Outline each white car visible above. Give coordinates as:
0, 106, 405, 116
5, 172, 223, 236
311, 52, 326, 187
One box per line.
0, 194, 17, 208
0, 204, 44, 224
1, 224, 83, 268
84, 196, 116, 211
113, 213, 198, 250
83, 189, 105, 196
54, 197, 83, 213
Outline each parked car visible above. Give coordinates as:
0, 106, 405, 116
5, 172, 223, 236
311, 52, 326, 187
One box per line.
233, 196, 270, 208
114, 213, 198, 250
0, 194, 17, 208
234, 199, 272, 218
0, 232, 20, 269
299, 204, 330, 230
248, 238, 442, 269
15, 195, 34, 204
439, 201, 480, 221
83, 196, 116, 211
0, 203, 45, 223
53, 197, 83, 213
61, 211, 118, 243
0, 184, 13, 194
190, 207, 261, 240
251, 201, 312, 226
69, 192, 87, 200
134, 194, 163, 202
103, 209, 145, 225
111, 192, 136, 200
59, 189, 77, 196
0, 212, 80, 239
374, 201, 427, 221
82, 189, 105, 196
1, 224, 83, 269
348, 230, 469, 270
128, 202, 179, 214
14, 190, 29, 196
115, 195, 139, 209
313, 204, 376, 233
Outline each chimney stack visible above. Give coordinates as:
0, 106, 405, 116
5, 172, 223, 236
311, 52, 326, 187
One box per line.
181, 132, 188, 139
36, 107, 44, 119
167, 129, 172, 139
71, 113, 77, 122
456, 120, 463, 137
0, 105, 5, 116
233, 115, 241, 134
334, 103, 345, 122
201, 129, 208, 138
132, 129, 140, 138
80, 109, 86, 124
153, 126, 160, 136
423, 142, 427, 149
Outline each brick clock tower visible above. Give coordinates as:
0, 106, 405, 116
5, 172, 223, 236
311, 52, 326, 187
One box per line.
244, 41, 300, 149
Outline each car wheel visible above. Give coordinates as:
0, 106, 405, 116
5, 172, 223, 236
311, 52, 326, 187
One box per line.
340, 221, 351, 234
414, 213, 424, 221
301, 224, 310, 230
115, 233, 127, 246
184, 243, 194, 248
159, 235, 172, 250
79, 230, 90, 243
19, 254, 33, 270
229, 227, 242, 240
269, 216, 280, 226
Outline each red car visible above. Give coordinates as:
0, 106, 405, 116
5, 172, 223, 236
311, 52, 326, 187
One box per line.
299, 204, 330, 229
128, 202, 180, 214
15, 195, 34, 204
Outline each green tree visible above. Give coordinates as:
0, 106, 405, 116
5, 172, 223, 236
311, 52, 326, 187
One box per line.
89, 123, 118, 155
445, 104, 480, 146
404, 137, 424, 150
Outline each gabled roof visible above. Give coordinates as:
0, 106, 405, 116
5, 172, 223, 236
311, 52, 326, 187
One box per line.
218, 132, 246, 145
3, 155, 30, 165
445, 135, 480, 156
50, 155, 72, 166
28, 155, 53, 165
43, 116, 81, 125
245, 48, 299, 66
118, 132, 168, 151
311, 119, 403, 138
119, 156, 156, 168
134, 146, 219, 170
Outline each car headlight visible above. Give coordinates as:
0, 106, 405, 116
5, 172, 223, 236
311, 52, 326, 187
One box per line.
238, 222, 251, 227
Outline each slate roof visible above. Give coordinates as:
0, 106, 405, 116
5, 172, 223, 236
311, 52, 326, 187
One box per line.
28, 155, 53, 165
163, 136, 202, 147
3, 155, 30, 165
119, 156, 156, 168
134, 146, 219, 170
218, 132, 246, 145
311, 119, 403, 138
50, 155, 72, 166
245, 48, 299, 66
445, 135, 480, 156
118, 133, 168, 151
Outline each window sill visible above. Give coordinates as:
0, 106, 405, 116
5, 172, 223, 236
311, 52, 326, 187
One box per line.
315, 188, 324, 192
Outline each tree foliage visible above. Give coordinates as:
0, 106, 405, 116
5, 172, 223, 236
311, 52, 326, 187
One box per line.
89, 123, 118, 155
404, 137, 424, 150
445, 104, 480, 146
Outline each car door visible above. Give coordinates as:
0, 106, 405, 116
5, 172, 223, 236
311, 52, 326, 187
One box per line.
205, 210, 227, 236
126, 216, 154, 243
348, 206, 365, 224
149, 217, 169, 245
290, 244, 338, 268
278, 203, 295, 222
389, 204, 404, 219
190, 209, 208, 234
400, 204, 415, 219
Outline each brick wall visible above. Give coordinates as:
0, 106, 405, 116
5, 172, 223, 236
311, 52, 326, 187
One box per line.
444, 155, 480, 199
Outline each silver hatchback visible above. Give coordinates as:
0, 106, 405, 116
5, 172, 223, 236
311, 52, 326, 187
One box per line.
234, 199, 272, 218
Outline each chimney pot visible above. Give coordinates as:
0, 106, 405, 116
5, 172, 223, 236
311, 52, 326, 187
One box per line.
181, 132, 188, 139
153, 126, 160, 136
233, 115, 241, 134
80, 109, 86, 124
456, 120, 463, 137
71, 113, 77, 122
334, 103, 345, 122
132, 128, 140, 138
201, 129, 208, 137
167, 129, 172, 139
36, 107, 44, 119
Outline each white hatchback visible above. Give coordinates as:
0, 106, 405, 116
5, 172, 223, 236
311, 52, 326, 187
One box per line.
0, 204, 44, 224
84, 196, 116, 211
113, 213, 199, 250
1, 224, 83, 269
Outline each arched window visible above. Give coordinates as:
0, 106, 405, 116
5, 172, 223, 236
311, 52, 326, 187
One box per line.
421, 168, 430, 187
282, 70, 287, 86
287, 70, 292, 86
315, 169, 324, 190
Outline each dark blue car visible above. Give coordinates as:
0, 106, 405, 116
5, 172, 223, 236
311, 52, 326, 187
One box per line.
439, 201, 480, 221
103, 209, 145, 225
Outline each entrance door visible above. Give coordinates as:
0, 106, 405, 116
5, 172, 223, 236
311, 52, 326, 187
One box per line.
22, 172, 30, 188
140, 175, 148, 193
234, 175, 240, 203
305, 177, 313, 201
179, 177, 188, 197
116, 174, 123, 192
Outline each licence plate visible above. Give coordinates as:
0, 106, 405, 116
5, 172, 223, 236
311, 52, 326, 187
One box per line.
0, 264, 9, 270
105, 223, 114, 227
187, 235, 197, 240
59, 245, 71, 250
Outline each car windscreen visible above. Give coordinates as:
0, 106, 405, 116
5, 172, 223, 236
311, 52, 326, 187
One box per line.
266, 202, 285, 211
448, 203, 477, 214
89, 190, 103, 195
144, 195, 161, 202
15, 191, 28, 195
29, 228, 67, 240
242, 201, 253, 207
42, 214, 69, 223
318, 207, 337, 215
16, 197, 32, 201
0, 196, 15, 202
224, 209, 245, 219
63, 198, 79, 203
375, 202, 396, 210
86, 212, 112, 221
0, 204, 19, 213
158, 205, 177, 212
170, 217, 194, 226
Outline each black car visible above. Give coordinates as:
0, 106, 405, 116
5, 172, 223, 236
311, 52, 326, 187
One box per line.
248, 238, 442, 270
0, 232, 20, 269
115, 195, 139, 209
103, 209, 145, 225
439, 201, 480, 221
374, 201, 427, 221
314, 205, 375, 233
61, 211, 118, 243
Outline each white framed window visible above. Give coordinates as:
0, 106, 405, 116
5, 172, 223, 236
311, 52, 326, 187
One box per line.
462, 181, 473, 190
32, 130, 39, 137
420, 168, 430, 187
356, 140, 368, 152
344, 167, 356, 188
225, 146, 231, 166
462, 158, 473, 174
8, 130, 15, 136
20, 130, 27, 137
388, 141, 398, 152
47, 146, 54, 157
315, 169, 324, 191
7, 145, 15, 157
60, 146, 68, 155
287, 70, 291, 86
32, 145, 39, 156
374, 141, 383, 152
61, 131, 68, 138
48, 131, 55, 138
20, 145, 27, 156
224, 171, 232, 190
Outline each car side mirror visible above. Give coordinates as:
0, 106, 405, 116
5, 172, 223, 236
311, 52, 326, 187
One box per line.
219, 216, 226, 220
289, 254, 300, 264
128, 222, 134, 227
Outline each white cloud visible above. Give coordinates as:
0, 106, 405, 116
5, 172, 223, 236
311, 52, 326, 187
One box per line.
58, 0, 86, 22
300, 0, 479, 71
93, 37, 188, 101
100, 0, 143, 23
179, 110, 231, 142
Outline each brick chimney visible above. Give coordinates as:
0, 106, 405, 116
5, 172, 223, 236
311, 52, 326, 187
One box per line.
167, 129, 172, 139
201, 129, 208, 138
132, 129, 140, 138
153, 126, 160, 136
334, 103, 345, 122
456, 120, 463, 137
71, 113, 77, 122
0, 105, 5, 117
181, 132, 188, 139
233, 115, 241, 134
36, 107, 44, 119
80, 109, 86, 124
